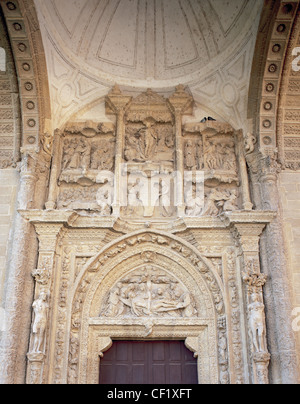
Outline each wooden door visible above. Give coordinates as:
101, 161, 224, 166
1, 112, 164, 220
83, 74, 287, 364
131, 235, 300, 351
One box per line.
99, 341, 198, 385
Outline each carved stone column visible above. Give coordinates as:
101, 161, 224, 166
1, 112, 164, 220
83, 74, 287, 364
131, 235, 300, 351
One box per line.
246, 148, 299, 383
45, 129, 62, 210
168, 85, 193, 217
233, 222, 271, 384
105, 85, 132, 217
26, 223, 64, 384
221, 212, 275, 384
18, 152, 38, 210
0, 152, 39, 384
236, 130, 253, 211
258, 153, 299, 383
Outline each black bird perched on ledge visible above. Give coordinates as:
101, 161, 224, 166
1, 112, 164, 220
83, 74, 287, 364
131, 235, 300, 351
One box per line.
200, 117, 216, 123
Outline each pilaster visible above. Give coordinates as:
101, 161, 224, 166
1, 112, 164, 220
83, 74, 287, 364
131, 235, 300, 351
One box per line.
26, 222, 64, 384
222, 212, 274, 384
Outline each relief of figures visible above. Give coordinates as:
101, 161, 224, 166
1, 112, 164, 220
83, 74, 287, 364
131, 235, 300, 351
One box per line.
62, 138, 91, 171
202, 188, 239, 216
204, 138, 237, 174
125, 121, 174, 163
61, 136, 115, 174
57, 179, 114, 216
185, 187, 239, 217
184, 139, 204, 170
102, 267, 197, 319
91, 140, 114, 171
123, 175, 175, 219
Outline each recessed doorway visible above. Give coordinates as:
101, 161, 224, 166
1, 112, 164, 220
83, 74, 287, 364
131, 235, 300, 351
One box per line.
99, 340, 198, 385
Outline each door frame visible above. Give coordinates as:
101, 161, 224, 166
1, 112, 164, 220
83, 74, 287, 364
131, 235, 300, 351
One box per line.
79, 318, 218, 384
98, 340, 199, 385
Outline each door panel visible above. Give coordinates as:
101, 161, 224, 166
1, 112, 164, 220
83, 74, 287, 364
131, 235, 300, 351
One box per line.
99, 341, 198, 385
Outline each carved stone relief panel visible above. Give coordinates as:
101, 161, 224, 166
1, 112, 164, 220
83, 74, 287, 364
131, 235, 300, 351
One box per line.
57, 122, 115, 214
26, 86, 275, 385
46, 87, 253, 220
183, 123, 243, 217
124, 121, 175, 164
101, 265, 198, 319
120, 89, 177, 220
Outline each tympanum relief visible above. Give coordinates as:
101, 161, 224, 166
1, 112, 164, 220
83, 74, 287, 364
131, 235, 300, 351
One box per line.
102, 266, 197, 319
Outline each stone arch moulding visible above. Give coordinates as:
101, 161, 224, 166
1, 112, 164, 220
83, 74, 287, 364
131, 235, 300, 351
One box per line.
0, 0, 52, 151
67, 229, 228, 385
248, 0, 300, 156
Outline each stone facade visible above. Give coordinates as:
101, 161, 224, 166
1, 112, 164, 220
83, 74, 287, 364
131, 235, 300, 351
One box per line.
0, 0, 299, 385
22, 87, 274, 385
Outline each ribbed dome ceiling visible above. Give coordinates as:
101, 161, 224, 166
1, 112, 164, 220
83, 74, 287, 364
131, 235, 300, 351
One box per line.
36, 0, 263, 86
34, 0, 263, 129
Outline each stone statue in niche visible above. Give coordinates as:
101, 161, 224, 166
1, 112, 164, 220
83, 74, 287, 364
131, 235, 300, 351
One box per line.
102, 266, 197, 318
31, 292, 49, 354
125, 178, 145, 217
140, 117, 158, 160
185, 181, 204, 217
248, 293, 267, 353
154, 178, 174, 218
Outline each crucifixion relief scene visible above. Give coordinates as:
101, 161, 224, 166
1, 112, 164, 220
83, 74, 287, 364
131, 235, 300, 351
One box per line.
0, 0, 300, 385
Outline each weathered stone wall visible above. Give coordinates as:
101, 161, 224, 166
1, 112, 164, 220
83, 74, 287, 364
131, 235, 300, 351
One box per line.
0, 8, 20, 340
279, 172, 300, 315
0, 170, 19, 335
0, 8, 21, 168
